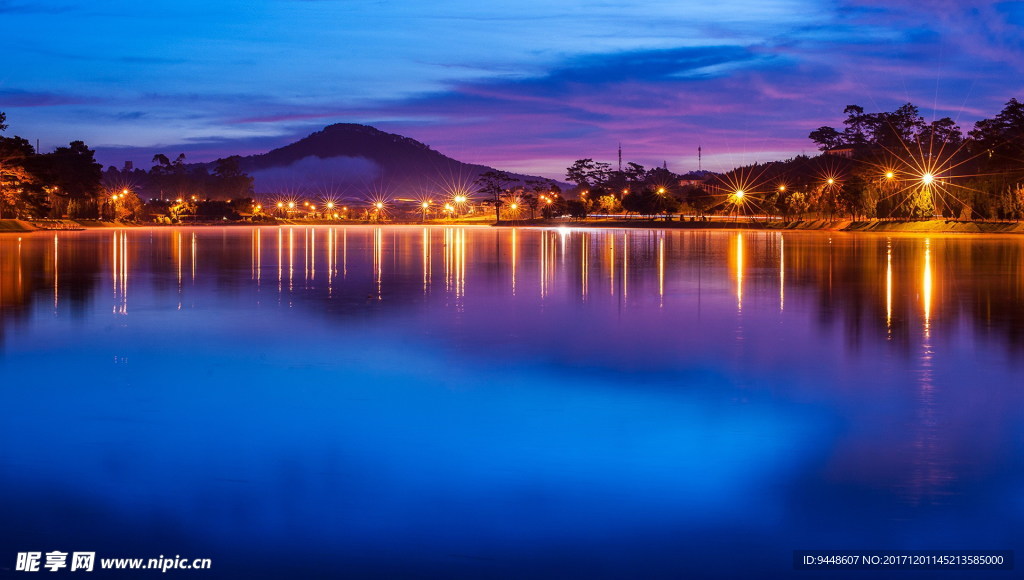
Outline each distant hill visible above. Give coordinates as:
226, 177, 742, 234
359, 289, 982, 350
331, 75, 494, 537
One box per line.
233, 123, 563, 196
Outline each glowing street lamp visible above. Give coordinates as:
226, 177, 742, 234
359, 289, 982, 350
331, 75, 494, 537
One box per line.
778, 185, 786, 193
421, 201, 430, 221
885, 171, 895, 180
922, 172, 934, 186
827, 178, 835, 185
734, 189, 745, 200
657, 187, 666, 195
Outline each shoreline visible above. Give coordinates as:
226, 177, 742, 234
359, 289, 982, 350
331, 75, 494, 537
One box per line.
4, 217, 1024, 235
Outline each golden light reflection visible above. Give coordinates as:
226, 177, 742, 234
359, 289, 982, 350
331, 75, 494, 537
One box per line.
191, 232, 197, 283
778, 234, 784, 312
608, 234, 615, 296
288, 228, 294, 294
884, 239, 892, 338
581, 232, 589, 300
373, 227, 383, 300
325, 228, 333, 295
252, 228, 262, 286
175, 231, 183, 307
658, 234, 665, 306
53, 234, 59, 310
735, 232, 744, 311
923, 238, 932, 336
112, 231, 128, 314
445, 228, 453, 295
622, 231, 628, 301
422, 227, 432, 294
510, 228, 517, 296
309, 228, 316, 282
540, 230, 548, 298
908, 235, 945, 506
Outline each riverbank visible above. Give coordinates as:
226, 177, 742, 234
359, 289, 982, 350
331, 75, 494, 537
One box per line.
5, 217, 1024, 235
507, 218, 1024, 235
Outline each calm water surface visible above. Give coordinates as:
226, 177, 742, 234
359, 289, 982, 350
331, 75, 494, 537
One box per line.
1, 226, 1022, 578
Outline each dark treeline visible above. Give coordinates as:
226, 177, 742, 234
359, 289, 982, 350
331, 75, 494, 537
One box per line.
562, 99, 1024, 221
0, 111, 254, 220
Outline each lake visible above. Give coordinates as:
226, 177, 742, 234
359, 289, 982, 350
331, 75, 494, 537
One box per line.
1, 226, 1022, 578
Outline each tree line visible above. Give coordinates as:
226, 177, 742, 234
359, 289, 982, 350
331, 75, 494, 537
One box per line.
560, 99, 1024, 221
0, 111, 254, 220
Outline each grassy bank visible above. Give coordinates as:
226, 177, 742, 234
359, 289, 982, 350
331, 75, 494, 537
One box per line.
507, 218, 1024, 235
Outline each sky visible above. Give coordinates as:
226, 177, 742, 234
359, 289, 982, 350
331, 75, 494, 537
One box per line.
3, 0, 1024, 180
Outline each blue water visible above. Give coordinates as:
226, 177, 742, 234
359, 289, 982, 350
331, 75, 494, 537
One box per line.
1, 226, 1022, 578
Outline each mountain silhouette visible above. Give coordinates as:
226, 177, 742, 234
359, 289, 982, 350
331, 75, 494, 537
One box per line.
236, 123, 562, 195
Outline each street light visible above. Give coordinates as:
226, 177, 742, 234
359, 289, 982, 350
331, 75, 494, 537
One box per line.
922, 173, 934, 186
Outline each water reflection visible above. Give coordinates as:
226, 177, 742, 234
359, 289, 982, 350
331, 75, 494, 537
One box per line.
2, 226, 1024, 577
5, 227, 1024, 351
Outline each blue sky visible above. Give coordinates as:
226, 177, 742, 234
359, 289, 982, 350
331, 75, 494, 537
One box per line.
3, 0, 1024, 178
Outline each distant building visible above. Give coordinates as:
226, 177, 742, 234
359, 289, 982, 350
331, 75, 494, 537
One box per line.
825, 147, 855, 159
678, 170, 713, 187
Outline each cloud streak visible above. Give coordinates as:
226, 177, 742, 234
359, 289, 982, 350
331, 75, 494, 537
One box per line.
3, 0, 1023, 178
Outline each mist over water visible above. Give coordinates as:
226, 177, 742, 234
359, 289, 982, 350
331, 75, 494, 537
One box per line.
250, 155, 381, 193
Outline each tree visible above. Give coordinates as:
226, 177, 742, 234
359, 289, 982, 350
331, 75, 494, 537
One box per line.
902, 186, 935, 220
839, 175, 870, 219
917, 117, 963, 151
211, 156, 254, 199
566, 199, 588, 220
842, 105, 869, 148
35, 141, 103, 218
622, 186, 678, 218
809, 126, 844, 151
870, 103, 925, 149
566, 158, 597, 188
595, 194, 623, 214
541, 196, 567, 218
0, 135, 45, 218
684, 186, 715, 218
565, 159, 611, 189
476, 169, 515, 223
624, 161, 645, 184
783, 191, 809, 219
0, 111, 7, 132
969, 98, 1024, 165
